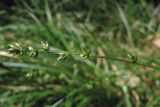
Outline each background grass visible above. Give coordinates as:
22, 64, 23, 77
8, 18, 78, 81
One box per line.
0, 0, 160, 107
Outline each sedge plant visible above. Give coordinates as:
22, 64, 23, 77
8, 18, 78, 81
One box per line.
8, 41, 160, 71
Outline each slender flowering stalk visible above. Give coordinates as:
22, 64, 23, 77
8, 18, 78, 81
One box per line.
8, 42, 160, 70
94, 55, 160, 70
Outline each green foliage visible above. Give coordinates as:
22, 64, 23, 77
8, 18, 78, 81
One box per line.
0, 0, 160, 107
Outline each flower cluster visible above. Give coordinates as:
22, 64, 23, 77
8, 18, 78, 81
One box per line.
41, 41, 50, 52
8, 43, 26, 56
8, 41, 93, 60
80, 47, 92, 58
8, 41, 50, 59
57, 52, 69, 60
127, 53, 138, 63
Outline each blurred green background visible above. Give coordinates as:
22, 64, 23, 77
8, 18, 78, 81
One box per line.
0, 0, 160, 107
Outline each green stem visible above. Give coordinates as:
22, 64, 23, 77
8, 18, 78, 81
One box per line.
44, 50, 160, 70
93, 55, 160, 70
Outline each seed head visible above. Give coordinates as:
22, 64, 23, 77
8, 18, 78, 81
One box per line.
80, 47, 92, 58
57, 52, 69, 60
28, 46, 39, 59
8, 43, 24, 56
41, 41, 50, 52
127, 53, 138, 63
